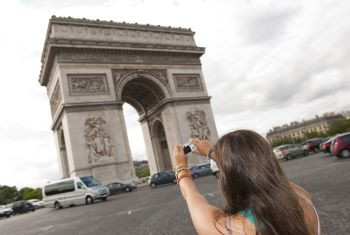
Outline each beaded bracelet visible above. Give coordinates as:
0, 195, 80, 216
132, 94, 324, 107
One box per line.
175, 164, 188, 171
175, 168, 189, 178
177, 173, 192, 185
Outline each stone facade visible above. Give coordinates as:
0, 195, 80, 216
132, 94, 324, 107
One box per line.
39, 16, 218, 185
266, 113, 343, 142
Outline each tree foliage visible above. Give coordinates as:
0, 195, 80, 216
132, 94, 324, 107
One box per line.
136, 167, 150, 178
0, 186, 18, 205
0, 186, 42, 205
327, 118, 350, 136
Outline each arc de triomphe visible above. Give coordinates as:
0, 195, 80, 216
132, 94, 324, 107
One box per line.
39, 16, 218, 184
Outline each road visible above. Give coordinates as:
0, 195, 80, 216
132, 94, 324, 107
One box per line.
0, 152, 349, 235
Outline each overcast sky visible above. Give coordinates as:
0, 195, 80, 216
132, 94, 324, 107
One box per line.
0, 0, 349, 188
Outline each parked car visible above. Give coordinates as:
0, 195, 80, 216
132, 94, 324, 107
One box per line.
107, 182, 137, 194
43, 176, 110, 209
27, 199, 45, 209
303, 138, 325, 153
0, 205, 13, 218
210, 159, 220, 178
273, 144, 308, 161
320, 136, 336, 153
148, 171, 176, 188
12, 201, 35, 215
190, 163, 212, 178
330, 132, 350, 158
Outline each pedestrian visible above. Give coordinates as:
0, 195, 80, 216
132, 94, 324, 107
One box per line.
173, 130, 320, 235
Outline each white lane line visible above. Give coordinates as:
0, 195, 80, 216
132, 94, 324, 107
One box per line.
128, 210, 132, 215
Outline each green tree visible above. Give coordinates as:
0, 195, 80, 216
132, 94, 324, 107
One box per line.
18, 187, 42, 201
0, 186, 18, 205
136, 167, 150, 178
327, 118, 350, 136
304, 131, 327, 139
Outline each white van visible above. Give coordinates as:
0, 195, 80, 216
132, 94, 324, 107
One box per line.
43, 176, 110, 209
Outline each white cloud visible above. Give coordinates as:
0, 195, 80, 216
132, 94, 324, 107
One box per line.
0, 0, 349, 188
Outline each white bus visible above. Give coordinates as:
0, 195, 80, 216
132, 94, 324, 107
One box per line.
43, 176, 110, 209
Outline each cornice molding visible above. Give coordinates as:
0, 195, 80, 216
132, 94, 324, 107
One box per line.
50, 16, 194, 34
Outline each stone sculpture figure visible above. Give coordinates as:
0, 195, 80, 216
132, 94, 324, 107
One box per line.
84, 117, 114, 163
186, 110, 211, 140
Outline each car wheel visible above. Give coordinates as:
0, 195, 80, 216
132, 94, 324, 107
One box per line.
54, 202, 62, 210
124, 187, 131, 192
85, 196, 94, 205
340, 149, 350, 158
6, 214, 10, 218
215, 172, 220, 179
193, 173, 199, 179
102, 197, 107, 201
150, 183, 156, 188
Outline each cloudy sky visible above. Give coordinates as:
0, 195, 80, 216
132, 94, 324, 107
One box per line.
0, 0, 349, 188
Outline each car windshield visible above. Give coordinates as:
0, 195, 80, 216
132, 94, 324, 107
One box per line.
80, 176, 102, 187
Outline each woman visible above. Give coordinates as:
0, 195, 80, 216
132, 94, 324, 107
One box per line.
173, 130, 320, 235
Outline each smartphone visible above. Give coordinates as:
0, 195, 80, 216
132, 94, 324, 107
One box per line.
183, 143, 197, 155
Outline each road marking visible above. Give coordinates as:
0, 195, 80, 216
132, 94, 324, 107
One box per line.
207, 193, 215, 197
128, 210, 132, 215
39, 225, 54, 232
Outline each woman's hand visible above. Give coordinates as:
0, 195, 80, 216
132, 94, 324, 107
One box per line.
191, 138, 213, 157
173, 145, 188, 168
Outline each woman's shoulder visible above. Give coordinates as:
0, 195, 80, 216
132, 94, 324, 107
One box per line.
226, 212, 256, 235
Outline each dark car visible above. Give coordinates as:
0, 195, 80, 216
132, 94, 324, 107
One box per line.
149, 171, 176, 188
330, 132, 350, 158
0, 205, 13, 218
12, 201, 35, 215
107, 182, 137, 194
190, 163, 212, 178
303, 138, 325, 153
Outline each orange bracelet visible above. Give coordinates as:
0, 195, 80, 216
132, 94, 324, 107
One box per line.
177, 173, 192, 185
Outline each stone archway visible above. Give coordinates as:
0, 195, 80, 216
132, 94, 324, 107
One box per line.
38, 16, 219, 184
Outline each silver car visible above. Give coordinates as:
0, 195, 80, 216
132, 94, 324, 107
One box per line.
273, 144, 308, 160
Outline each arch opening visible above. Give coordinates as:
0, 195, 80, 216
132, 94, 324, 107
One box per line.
121, 77, 166, 116
152, 120, 172, 172
58, 129, 70, 178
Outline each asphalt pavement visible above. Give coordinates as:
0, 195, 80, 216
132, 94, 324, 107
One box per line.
0, 152, 349, 235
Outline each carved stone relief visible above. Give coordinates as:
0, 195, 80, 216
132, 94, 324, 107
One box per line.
52, 24, 196, 47
57, 51, 201, 66
68, 74, 109, 95
84, 117, 114, 163
174, 74, 203, 91
50, 82, 62, 116
186, 109, 211, 139
112, 69, 168, 87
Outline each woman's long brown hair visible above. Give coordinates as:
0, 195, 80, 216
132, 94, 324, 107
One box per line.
214, 130, 310, 235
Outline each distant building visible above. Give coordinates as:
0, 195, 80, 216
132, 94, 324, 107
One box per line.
266, 112, 344, 142
341, 111, 350, 120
